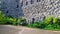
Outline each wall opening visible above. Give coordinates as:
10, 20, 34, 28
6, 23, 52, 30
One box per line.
32, 18, 35, 24
26, 1, 28, 5
31, 0, 34, 4
6, 10, 8, 13
21, 1, 23, 6
16, 5, 19, 8
37, 0, 41, 2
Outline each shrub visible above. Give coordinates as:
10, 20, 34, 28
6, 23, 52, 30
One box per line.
57, 19, 60, 26
44, 16, 53, 24
17, 17, 27, 26
45, 24, 60, 30
0, 11, 6, 24
53, 18, 59, 24
29, 21, 46, 29
4, 17, 17, 25
45, 24, 54, 30
8, 18, 17, 25
0, 17, 7, 24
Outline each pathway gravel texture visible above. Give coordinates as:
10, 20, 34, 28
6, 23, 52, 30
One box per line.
0, 25, 60, 34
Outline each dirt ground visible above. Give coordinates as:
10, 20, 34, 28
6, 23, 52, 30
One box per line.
0, 25, 60, 34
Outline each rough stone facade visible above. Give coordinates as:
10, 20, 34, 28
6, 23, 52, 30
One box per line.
22, 0, 60, 22
1, 0, 60, 22
1, 0, 24, 18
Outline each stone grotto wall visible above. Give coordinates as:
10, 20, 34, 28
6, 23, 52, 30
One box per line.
22, 0, 60, 22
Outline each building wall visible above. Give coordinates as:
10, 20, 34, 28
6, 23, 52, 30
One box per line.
1, 0, 60, 22
1, 0, 24, 18
22, 0, 60, 22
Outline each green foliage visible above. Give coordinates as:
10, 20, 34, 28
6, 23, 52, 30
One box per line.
44, 24, 60, 30
0, 11, 17, 25
44, 16, 60, 25
53, 18, 59, 24
0, 11, 28, 25
44, 16, 53, 24
28, 21, 46, 29
0, 11, 6, 24
17, 17, 27, 26
0, 10, 60, 31
6, 17, 17, 25
28, 16, 60, 30
57, 19, 60, 26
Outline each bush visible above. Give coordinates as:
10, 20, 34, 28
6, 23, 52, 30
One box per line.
44, 24, 60, 30
0, 11, 6, 24
0, 17, 7, 24
28, 16, 60, 30
57, 19, 60, 26
53, 18, 59, 24
17, 17, 27, 26
28, 21, 46, 29
44, 16, 53, 24
6, 17, 17, 25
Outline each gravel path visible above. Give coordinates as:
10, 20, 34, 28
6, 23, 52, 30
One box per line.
0, 25, 60, 34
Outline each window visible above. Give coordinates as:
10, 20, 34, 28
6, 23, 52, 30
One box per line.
38, 11, 39, 13
37, 0, 41, 2
16, 0, 19, 2
3, 1, 5, 4
26, 2, 28, 5
16, 5, 19, 8
42, 0, 44, 1
37, 0, 38, 2
32, 18, 35, 23
6, 10, 8, 13
39, 0, 41, 2
21, 1, 23, 6
31, 0, 34, 4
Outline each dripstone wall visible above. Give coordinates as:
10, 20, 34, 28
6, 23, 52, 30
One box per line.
22, 0, 60, 22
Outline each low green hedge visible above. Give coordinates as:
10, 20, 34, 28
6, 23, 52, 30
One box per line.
28, 16, 60, 30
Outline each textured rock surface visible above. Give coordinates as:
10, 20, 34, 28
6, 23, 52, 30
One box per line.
1, 0, 60, 22
22, 0, 60, 22
1, 0, 24, 18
